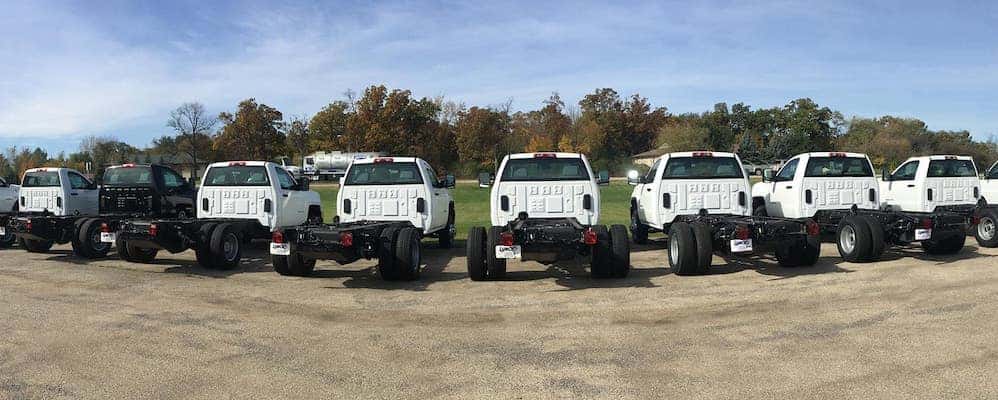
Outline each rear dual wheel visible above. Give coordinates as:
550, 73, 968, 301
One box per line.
19, 237, 54, 253
273, 238, 316, 277
376, 227, 422, 281
975, 208, 998, 248
592, 225, 631, 279
922, 233, 966, 255
668, 222, 711, 275
116, 236, 159, 264
73, 218, 111, 259
836, 215, 886, 262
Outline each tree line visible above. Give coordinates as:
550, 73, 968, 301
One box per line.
1, 85, 995, 182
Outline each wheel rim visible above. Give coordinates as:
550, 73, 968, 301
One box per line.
223, 233, 239, 261
669, 236, 679, 264
839, 225, 856, 254
0, 231, 13, 244
91, 230, 110, 253
979, 217, 996, 241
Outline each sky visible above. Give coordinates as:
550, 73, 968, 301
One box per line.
1, 0, 997, 155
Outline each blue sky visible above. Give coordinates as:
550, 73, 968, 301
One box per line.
2, 0, 997, 155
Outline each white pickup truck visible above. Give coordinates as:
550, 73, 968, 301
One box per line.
0, 176, 20, 247
6, 167, 101, 253
271, 157, 456, 281
753, 152, 977, 262
117, 161, 323, 269
980, 161, 998, 247
465, 152, 629, 280
629, 151, 820, 274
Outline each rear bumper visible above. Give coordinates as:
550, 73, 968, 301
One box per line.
674, 213, 816, 250
283, 222, 410, 263
118, 220, 195, 253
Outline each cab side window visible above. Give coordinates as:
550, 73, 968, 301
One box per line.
277, 169, 296, 190
988, 164, 998, 179
423, 164, 440, 186
774, 159, 799, 182
892, 161, 919, 181
161, 168, 187, 190
68, 172, 91, 190
644, 159, 661, 183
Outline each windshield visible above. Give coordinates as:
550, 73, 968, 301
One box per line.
204, 166, 271, 186
102, 167, 153, 186
927, 159, 977, 177
23, 171, 61, 187
804, 157, 873, 178
662, 157, 744, 179
344, 163, 423, 185
500, 158, 590, 182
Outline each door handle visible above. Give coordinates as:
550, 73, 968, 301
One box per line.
785, 186, 793, 189
906, 184, 915, 188
70, 193, 79, 196
646, 188, 652, 192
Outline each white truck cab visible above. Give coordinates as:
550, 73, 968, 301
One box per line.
338, 157, 455, 237
983, 161, 998, 203
880, 155, 981, 213
752, 152, 879, 219
199, 161, 322, 231
629, 151, 751, 234
490, 152, 602, 227
19, 167, 99, 216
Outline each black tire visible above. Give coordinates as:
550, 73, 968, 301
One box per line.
609, 224, 630, 278
394, 227, 422, 281
836, 215, 873, 262
668, 222, 698, 275
273, 241, 315, 277
486, 226, 507, 279
0, 224, 16, 248
753, 205, 768, 217
467, 227, 487, 281
75, 218, 111, 259
975, 208, 998, 248
776, 238, 821, 267
19, 237, 54, 253
195, 223, 218, 268
590, 225, 612, 279
630, 207, 648, 245
922, 233, 966, 255
690, 222, 713, 274
858, 215, 886, 262
209, 223, 242, 270
69, 218, 88, 254
439, 204, 455, 249
377, 226, 401, 280
125, 244, 159, 263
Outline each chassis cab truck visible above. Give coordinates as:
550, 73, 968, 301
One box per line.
465, 152, 630, 280
979, 161, 998, 247
753, 152, 977, 262
271, 157, 456, 281
117, 161, 322, 269
8, 165, 196, 258
0, 176, 19, 247
629, 151, 820, 275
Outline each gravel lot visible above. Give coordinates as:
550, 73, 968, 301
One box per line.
2, 239, 997, 399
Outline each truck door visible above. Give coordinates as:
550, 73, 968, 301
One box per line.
984, 162, 998, 203
885, 160, 920, 211
421, 162, 449, 232
768, 158, 800, 217
637, 158, 661, 226
67, 171, 98, 215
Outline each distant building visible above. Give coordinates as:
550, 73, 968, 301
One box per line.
630, 148, 671, 167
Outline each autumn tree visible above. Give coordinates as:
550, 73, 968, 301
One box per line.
285, 115, 310, 161
167, 102, 217, 179
309, 101, 350, 151
214, 99, 286, 161
455, 106, 510, 171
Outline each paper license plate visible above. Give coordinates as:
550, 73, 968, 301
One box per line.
915, 229, 932, 241
729, 239, 753, 253
0, 227, 5, 236
270, 243, 291, 256
100, 232, 116, 243
495, 245, 521, 259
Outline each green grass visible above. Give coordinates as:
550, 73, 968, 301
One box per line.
313, 181, 635, 240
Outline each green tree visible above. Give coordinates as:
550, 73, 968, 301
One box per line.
215, 99, 286, 161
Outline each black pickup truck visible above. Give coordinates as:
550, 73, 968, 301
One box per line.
8, 164, 195, 260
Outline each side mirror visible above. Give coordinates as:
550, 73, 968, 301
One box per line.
626, 170, 641, 186
478, 172, 491, 188
443, 174, 456, 189
881, 167, 891, 182
597, 170, 610, 186
762, 169, 774, 182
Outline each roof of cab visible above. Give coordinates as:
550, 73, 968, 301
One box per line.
207, 161, 272, 168
507, 152, 583, 159
655, 151, 738, 160
351, 156, 418, 165
106, 163, 152, 169
803, 152, 870, 158
24, 167, 74, 173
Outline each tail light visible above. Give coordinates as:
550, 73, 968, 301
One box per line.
692, 151, 713, 157
734, 225, 751, 240
582, 228, 598, 245
100, 223, 110, 233
272, 231, 285, 244
374, 157, 394, 163
25, 219, 32, 232
805, 220, 820, 236
921, 218, 933, 230
228, 161, 247, 166
500, 232, 514, 246
339, 232, 354, 248
149, 224, 159, 237
534, 153, 557, 158
830, 152, 847, 157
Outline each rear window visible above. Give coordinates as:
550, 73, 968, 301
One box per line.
662, 157, 744, 179
804, 157, 873, 178
927, 159, 977, 177
23, 171, 61, 187
500, 158, 590, 182
344, 162, 423, 185
103, 167, 153, 186
203, 166, 271, 186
